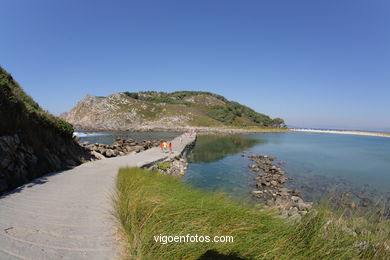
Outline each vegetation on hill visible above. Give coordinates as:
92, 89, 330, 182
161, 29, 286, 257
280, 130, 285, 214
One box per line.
123, 91, 286, 128
0, 67, 73, 137
0, 66, 88, 193
115, 167, 389, 260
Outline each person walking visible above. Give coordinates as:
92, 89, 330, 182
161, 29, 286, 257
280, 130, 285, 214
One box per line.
168, 142, 173, 153
159, 140, 163, 152
163, 141, 168, 153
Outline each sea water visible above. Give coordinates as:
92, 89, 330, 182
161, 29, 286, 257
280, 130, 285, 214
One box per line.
184, 132, 390, 203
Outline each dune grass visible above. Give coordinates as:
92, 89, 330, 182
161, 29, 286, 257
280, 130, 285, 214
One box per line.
114, 168, 389, 260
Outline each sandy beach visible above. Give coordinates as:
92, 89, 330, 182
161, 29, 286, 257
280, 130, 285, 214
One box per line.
292, 128, 390, 138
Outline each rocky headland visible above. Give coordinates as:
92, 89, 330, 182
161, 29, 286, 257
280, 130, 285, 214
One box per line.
62, 91, 286, 133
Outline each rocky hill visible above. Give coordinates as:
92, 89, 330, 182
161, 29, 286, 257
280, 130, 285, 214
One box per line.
64, 91, 286, 131
0, 67, 90, 194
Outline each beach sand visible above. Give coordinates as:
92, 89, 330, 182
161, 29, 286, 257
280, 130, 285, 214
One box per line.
292, 129, 390, 138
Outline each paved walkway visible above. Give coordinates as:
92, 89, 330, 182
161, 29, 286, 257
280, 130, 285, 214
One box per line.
0, 134, 196, 260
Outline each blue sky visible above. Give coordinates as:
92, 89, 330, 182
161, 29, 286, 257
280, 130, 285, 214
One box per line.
1, 0, 389, 131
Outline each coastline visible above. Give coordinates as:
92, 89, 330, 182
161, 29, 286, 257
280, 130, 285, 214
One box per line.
292, 128, 390, 138
74, 126, 290, 135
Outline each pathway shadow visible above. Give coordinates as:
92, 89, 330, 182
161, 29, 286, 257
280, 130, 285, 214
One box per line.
0, 169, 66, 199
198, 250, 250, 260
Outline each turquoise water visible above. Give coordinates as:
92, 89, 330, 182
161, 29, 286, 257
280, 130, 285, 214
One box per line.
184, 132, 390, 203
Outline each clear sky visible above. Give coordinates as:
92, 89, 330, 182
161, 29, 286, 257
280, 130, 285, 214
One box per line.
1, 0, 389, 131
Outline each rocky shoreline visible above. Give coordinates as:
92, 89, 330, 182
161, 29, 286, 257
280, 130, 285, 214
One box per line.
246, 152, 312, 220
148, 157, 189, 177
80, 138, 161, 160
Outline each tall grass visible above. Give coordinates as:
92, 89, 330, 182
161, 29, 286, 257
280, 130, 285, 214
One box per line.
114, 168, 389, 259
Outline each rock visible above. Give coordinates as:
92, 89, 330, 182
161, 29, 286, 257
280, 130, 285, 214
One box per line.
133, 145, 144, 153
104, 149, 115, 157
65, 159, 76, 167
270, 180, 278, 187
297, 202, 312, 211
0, 156, 12, 168
251, 190, 263, 195
278, 176, 287, 184
299, 211, 308, 216
91, 151, 106, 160
291, 196, 303, 203
291, 189, 301, 196
288, 207, 298, 216
350, 202, 357, 209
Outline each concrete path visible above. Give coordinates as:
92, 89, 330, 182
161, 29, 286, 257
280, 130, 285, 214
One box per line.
0, 134, 196, 260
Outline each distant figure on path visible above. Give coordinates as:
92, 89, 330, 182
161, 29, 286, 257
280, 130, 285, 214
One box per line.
169, 142, 173, 153
163, 141, 168, 153
160, 140, 163, 152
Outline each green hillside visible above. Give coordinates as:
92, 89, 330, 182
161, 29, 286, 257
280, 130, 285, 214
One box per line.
123, 91, 286, 128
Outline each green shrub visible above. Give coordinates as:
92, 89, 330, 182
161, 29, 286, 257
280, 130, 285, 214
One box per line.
156, 161, 172, 170
0, 66, 74, 137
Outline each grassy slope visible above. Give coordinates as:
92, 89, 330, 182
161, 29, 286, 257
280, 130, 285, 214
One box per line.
122, 91, 286, 128
0, 66, 88, 192
0, 66, 73, 137
114, 168, 389, 260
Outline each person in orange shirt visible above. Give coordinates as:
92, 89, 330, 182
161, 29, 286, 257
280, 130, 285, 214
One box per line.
168, 142, 173, 153
159, 140, 163, 152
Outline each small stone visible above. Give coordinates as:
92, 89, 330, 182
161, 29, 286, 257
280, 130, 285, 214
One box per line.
251, 190, 263, 195
288, 207, 298, 216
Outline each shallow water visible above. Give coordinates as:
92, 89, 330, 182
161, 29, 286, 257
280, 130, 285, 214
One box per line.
75, 130, 181, 144
184, 132, 390, 203
75, 130, 390, 203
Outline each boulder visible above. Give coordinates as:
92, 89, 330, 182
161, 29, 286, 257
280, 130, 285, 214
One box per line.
291, 196, 303, 203
297, 202, 312, 211
133, 145, 144, 153
91, 151, 106, 160
104, 149, 115, 157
